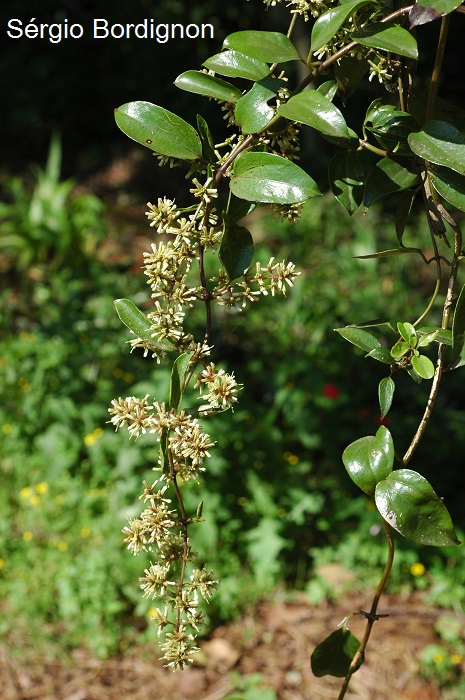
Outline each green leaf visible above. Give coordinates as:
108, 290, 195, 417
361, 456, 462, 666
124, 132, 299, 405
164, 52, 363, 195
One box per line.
114, 102, 202, 161
366, 347, 394, 364
449, 283, 465, 369
311, 627, 363, 678
379, 377, 395, 419
335, 326, 380, 352
196, 115, 217, 163
355, 247, 425, 260
375, 470, 461, 546
235, 79, 280, 134
411, 354, 435, 379
430, 168, 465, 212
174, 70, 243, 103
114, 299, 174, 351
410, 0, 463, 28
159, 429, 169, 476
219, 215, 254, 280
329, 151, 364, 215
390, 340, 410, 359
169, 352, 194, 410
223, 30, 301, 63
397, 321, 416, 345
417, 330, 439, 347
316, 80, 338, 102
278, 91, 355, 143
408, 121, 465, 175
311, 0, 374, 53
352, 23, 418, 60
364, 158, 419, 207
230, 152, 321, 204
334, 55, 369, 102
342, 425, 394, 495
203, 50, 270, 81
418, 327, 452, 345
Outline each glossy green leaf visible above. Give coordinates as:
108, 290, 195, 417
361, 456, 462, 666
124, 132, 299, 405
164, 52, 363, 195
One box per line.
114, 299, 174, 351
169, 352, 194, 410
418, 327, 452, 345
375, 470, 461, 546
366, 347, 393, 364
196, 114, 216, 163
352, 23, 418, 59
449, 283, 465, 369
335, 326, 380, 352
408, 121, 465, 175
329, 151, 364, 215
230, 152, 321, 204
430, 168, 465, 212
278, 91, 355, 143
235, 79, 280, 134
224, 30, 301, 63
397, 321, 416, 345
364, 158, 419, 207
316, 80, 338, 102
342, 426, 394, 495
311, 0, 374, 52
379, 377, 395, 419
311, 627, 363, 678
390, 340, 410, 359
410, 0, 463, 28
220, 215, 254, 280
396, 188, 418, 244
114, 102, 202, 161
417, 330, 439, 347
203, 50, 270, 81
174, 70, 243, 103
411, 354, 435, 379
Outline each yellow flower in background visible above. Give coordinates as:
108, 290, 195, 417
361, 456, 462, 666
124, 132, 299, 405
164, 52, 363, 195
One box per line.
57, 541, 68, 552
23, 531, 33, 542
451, 654, 462, 665
30, 494, 40, 506
79, 527, 90, 538
0, 558, 5, 570
36, 482, 49, 494
19, 487, 32, 500
433, 652, 445, 664
84, 427, 104, 447
410, 562, 426, 577
2, 423, 12, 434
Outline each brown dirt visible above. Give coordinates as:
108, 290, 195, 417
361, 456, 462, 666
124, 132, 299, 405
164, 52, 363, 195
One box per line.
1, 590, 457, 700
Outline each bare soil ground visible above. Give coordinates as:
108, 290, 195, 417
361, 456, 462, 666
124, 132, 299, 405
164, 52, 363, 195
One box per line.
1, 590, 456, 700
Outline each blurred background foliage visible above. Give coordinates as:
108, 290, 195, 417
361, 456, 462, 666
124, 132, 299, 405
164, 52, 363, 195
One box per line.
1, 0, 465, 668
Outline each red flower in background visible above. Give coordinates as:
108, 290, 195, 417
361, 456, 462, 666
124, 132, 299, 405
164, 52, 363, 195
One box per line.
323, 383, 340, 400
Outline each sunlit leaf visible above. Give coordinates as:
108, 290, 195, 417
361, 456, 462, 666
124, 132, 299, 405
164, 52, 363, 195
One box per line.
174, 70, 243, 103
224, 30, 301, 63
114, 299, 174, 351
375, 470, 461, 546
352, 23, 418, 59
411, 354, 435, 379
430, 168, 465, 212
364, 158, 419, 207
408, 121, 465, 175
335, 326, 380, 352
203, 50, 270, 81
230, 152, 321, 204
342, 425, 394, 495
114, 102, 202, 161
311, 0, 374, 52
311, 627, 363, 678
235, 79, 280, 134
278, 91, 355, 143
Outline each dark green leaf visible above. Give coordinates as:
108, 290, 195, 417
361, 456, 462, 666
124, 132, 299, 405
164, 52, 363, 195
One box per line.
169, 352, 194, 410
367, 347, 394, 364
316, 80, 338, 102
159, 429, 169, 476
408, 121, 465, 175
364, 158, 419, 207
334, 56, 369, 102
430, 168, 465, 212
396, 189, 418, 244
230, 152, 321, 204
379, 377, 395, 419
342, 426, 394, 495
335, 326, 380, 352
196, 115, 217, 163
235, 79, 280, 134
449, 283, 465, 370
352, 23, 418, 59
411, 354, 435, 379
224, 30, 301, 63
375, 470, 461, 546
114, 102, 202, 161
311, 0, 374, 52
329, 151, 364, 215
196, 500, 204, 519
278, 91, 355, 143
203, 50, 270, 81
410, 0, 463, 28
114, 299, 174, 351
219, 215, 254, 280
311, 627, 362, 678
